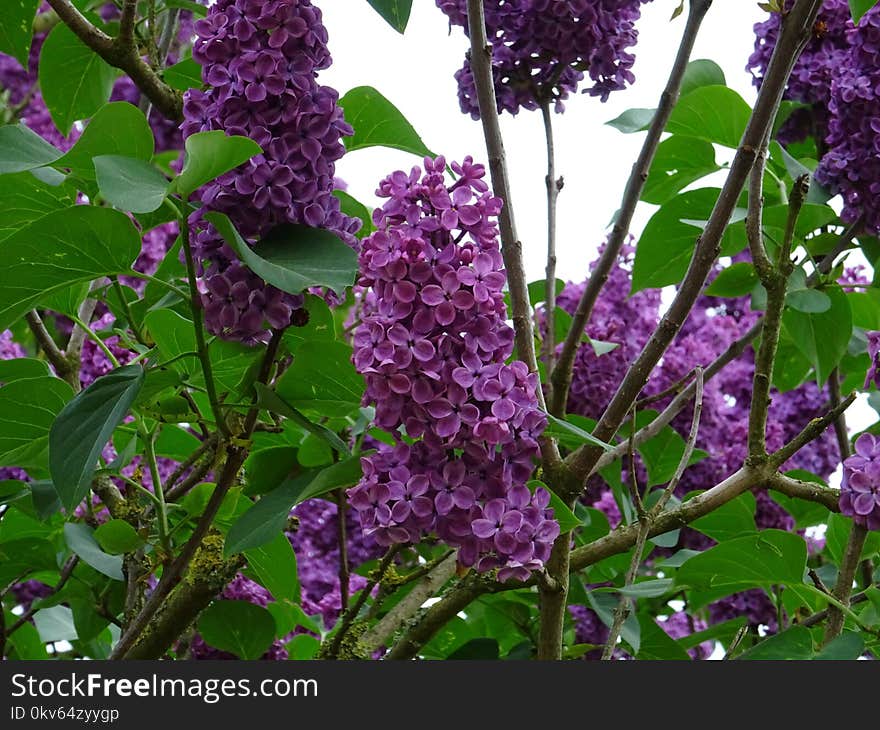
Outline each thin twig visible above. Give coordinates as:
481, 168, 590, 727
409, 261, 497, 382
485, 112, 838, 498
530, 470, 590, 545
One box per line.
723, 625, 749, 660
335, 489, 350, 613
26, 310, 75, 388
540, 100, 561, 377
5, 557, 78, 638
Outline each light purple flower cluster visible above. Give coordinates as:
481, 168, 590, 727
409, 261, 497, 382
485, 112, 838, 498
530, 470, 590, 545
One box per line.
747, 0, 852, 145
436, 0, 648, 118
816, 6, 880, 232
349, 156, 557, 582
182, 0, 360, 342
841, 433, 880, 530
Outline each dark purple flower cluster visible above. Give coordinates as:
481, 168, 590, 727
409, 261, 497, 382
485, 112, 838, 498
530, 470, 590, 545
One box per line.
816, 6, 880, 232
436, 0, 648, 117
747, 0, 852, 145
182, 0, 360, 342
841, 433, 880, 530
659, 612, 713, 660
349, 156, 557, 581
709, 588, 780, 632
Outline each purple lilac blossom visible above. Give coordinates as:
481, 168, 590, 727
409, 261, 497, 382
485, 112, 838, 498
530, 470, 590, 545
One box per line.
659, 612, 713, 660
840, 433, 880, 530
436, 0, 650, 117
865, 330, 880, 389
816, 6, 880, 233
182, 0, 360, 343
349, 156, 557, 582
747, 0, 852, 145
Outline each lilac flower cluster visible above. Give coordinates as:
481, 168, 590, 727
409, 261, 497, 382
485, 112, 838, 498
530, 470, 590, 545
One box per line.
182, 0, 360, 342
747, 0, 853, 145
840, 433, 880, 530
349, 156, 557, 581
817, 6, 880, 233
436, 0, 649, 117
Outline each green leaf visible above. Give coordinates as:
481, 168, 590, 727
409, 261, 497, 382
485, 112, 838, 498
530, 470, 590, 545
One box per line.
689, 492, 757, 542
850, 0, 878, 24
0, 358, 50, 384
282, 294, 336, 351
93, 519, 145, 554
637, 425, 707, 487
33, 605, 78, 643
769, 475, 831, 529
0, 171, 77, 241
197, 600, 276, 660
737, 626, 813, 660
339, 86, 433, 158
0, 0, 39, 66
782, 283, 852, 385
813, 631, 864, 659
244, 446, 299, 496
254, 383, 350, 456
631, 188, 719, 292
705, 262, 758, 298
447, 638, 499, 660
825, 512, 880, 564
63, 523, 123, 580
667, 86, 751, 148
244, 533, 300, 604
544, 414, 613, 452
226, 458, 363, 554
0, 124, 63, 174
162, 57, 203, 92
605, 108, 654, 134
785, 269, 831, 314
636, 615, 691, 660
0, 377, 73, 469
334, 190, 375, 239
642, 136, 719, 205
679, 59, 726, 97
616, 578, 675, 598
676, 530, 807, 591
366, 0, 413, 32
50, 364, 145, 512
0, 205, 141, 331
275, 341, 363, 417
172, 131, 262, 198
527, 278, 565, 305
526, 480, 579, 533
38, 23, 117, 136
94, 155, 169, 213
205, 213, 358, 297
55, 102, 155, 179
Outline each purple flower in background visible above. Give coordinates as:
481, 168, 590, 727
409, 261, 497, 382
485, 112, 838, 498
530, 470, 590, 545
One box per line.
348, 156, 555, 580
659, 612, 713, 660
841, 433, 880, 530
183, 0, 360, 342
436, 0, 650, 117
865, 331, 880, 389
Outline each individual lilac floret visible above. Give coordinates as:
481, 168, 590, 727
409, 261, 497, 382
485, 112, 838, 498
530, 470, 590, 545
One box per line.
348, 156, 557, 581
816, 6, 880, 233
436, 0, 649, 117
747, 0, 853, 145
841, 433, 880, 531
182, 0, 360, 342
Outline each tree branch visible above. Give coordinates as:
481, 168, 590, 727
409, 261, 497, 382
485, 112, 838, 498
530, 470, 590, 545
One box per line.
44, 0, 182, 121
26, 310, 77, 389
540, 100, 562, 378
565, 0, 822, 491
548, 0, 713, 417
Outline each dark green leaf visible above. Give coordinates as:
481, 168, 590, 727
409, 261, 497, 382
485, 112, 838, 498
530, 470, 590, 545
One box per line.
282, 294, 336, 351
782, 283, 852, 385
0, 123, 63, 174
94, 155, 169, 213
0, 205, 141, 331
93, 519, 145, 554
254, 383, 350, 456
275, 340, 363, 417
667, 86, 751, 148
679, 59, 726, 97
813, 631, 864, 659
244, 533, 300, 604
643, 136, 719, 205
366, 0, 413, 32
527, 278, 565, 306
689, 492, 757, 542
197, 600, 276, 659
737, 626, 813, 660
339, 86, 433, 158
206, 213, 358, 297
38, 23, 117, 135
0, 358, 50, 384
334, 190, 374, 239
605, 108, 654, 133
0, 171, 77, 241
244, 446, 299, 496
50, 364, 145, 512
676, 530, 807, 591
162, 57, 203, 92
63, 523, 123, 580
637, 615, 691, 660
850, 0, 878, 24
705, 262, 758, 297
785, 269, 831, 313
0, 377, 73, 469
447, 638, 500, 660
172, 131, 262, 198
0, 0, 39, 66
638, 425, 707, 487
55, 102, 154, 179
825, 512, 880, 564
